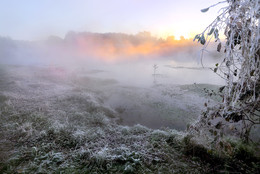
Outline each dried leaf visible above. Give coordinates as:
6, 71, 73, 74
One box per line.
193, 34, 200, 42
219, 141, 224, 148
226, 61, 231, 67
219, 86, 225, 92
208, 28, 214, 35
201, 8, 209, 13
234, 69, 237, 76
217, 43, 221, 52
214, 29, 219, 39
200, 34, 206, 45
236, 22, 242, 29
250, 70, 255, 76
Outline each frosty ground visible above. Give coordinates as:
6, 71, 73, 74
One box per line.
0, 64, 259, 173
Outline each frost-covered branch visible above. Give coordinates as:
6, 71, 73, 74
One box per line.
192, 0, 260, 143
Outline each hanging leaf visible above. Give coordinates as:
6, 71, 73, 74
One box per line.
214, 67, 218, 72
200, 34, 206, 45
193, 36, 197, 42
208, 28, 214, 35
226, 61, 231, 67
250, 70, 255, 76
213, 130, 218, 135
215, 63, 219, 67
193, 34, 200, 41
219, 86, 225, 92
217, 43, 222, 52
234, 69, 237, 76
201, 8, 209, 13
219, 141, 224, 148
214, 29, 219, 39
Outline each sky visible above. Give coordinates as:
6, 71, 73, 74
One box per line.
0, 0, 227, 40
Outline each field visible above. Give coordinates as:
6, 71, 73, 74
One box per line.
0, 64, 259, 173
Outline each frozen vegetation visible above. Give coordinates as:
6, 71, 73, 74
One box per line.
1, 0, 260, 170
0, 64, 259, 173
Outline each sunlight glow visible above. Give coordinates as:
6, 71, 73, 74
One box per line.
71, 32, 196, 62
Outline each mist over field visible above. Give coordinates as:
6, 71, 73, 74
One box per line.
1, 24, 258, 174
1, 0, 259, 172
0, 31, 227, 130
0, 32, 224, 84
1, 27, 259, 174
0, 31, 224, 170
8, 28, 256, 173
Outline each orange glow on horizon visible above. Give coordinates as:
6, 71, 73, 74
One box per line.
67, 32, 197, 62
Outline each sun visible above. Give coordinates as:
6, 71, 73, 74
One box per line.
157, 30, 193, 40
160, 33, 189, 40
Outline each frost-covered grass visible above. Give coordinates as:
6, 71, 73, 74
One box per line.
0, 102, 207, 173
0, 65, 259, 173
180, 83, 223, 102
1, 104, 258, 173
